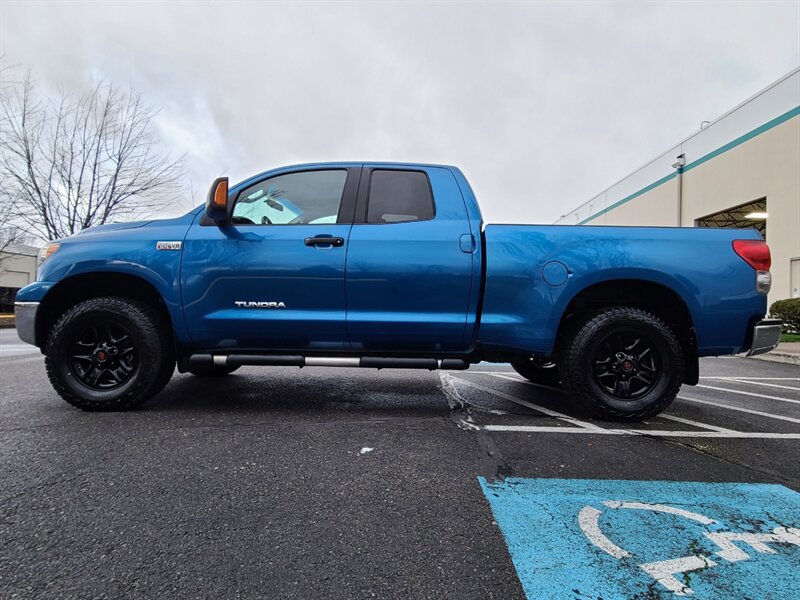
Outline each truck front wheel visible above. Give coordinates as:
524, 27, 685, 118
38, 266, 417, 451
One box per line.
559, 307, 684, 422
45, 297, 175, 411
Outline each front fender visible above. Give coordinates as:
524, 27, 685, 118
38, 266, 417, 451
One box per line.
24, 233, 190, 346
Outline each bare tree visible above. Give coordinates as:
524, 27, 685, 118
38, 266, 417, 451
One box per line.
0, 200, 13, 252
0, 70, 183, 241
0, 227, 34, 273
0, 224, 29, 253
0, 197, 28, 267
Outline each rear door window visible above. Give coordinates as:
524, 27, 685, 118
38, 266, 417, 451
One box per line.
366, 170, 434, 224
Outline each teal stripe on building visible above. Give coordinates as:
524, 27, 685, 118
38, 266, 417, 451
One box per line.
578, 105, 800, 225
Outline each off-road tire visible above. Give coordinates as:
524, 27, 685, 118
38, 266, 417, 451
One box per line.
187, 365, 240, 377
45, 297, 175, 411
511, 360, 561, 387
559, 307, 683, 422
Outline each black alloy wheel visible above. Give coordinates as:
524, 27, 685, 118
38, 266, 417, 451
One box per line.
591, 330, 660, 400
69, 321, 138, 390
559, 307, 684, 421
45, 297, 175, 411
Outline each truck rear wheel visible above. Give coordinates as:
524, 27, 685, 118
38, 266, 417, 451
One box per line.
511, 359, 561, 387
45, 297, 175, 411
559, 307, 683, 422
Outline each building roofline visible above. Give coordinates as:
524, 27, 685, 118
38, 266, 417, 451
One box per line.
0, 244, 39, 257
556, 66, 800, 224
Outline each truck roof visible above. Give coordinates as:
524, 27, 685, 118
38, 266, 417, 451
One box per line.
244, 161, 460, 175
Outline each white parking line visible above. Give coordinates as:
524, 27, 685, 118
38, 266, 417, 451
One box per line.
447, 375, 604, 431
483, 425, 622, 434
459, 368, 800, 438
677, 395, 800, 425
481, 425, 800, 439
702, 378, 800, 392
485, 371, 562, 392
696, 384, 800, 406
469, 370, 523, 375
659, 414, 736, 433
473, 372, 800, 399
472, 371, 799, 434
699, 377, 800, 380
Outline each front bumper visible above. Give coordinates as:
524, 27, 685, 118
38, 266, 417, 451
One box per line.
14, 302, 39, 346
746, 319, 782, 357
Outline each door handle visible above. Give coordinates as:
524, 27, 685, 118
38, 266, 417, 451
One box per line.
304, 236, 344, 247
460, 234, 476, 253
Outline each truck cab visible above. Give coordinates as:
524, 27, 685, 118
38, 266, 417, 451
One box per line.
182, 163, 481, 354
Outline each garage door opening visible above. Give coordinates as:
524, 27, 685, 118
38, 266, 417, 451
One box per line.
694, 198, 767, 239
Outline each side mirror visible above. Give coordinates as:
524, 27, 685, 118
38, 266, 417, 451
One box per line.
205, 177, 229, 224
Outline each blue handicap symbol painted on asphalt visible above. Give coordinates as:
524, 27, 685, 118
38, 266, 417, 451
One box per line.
479, 478, 800, 599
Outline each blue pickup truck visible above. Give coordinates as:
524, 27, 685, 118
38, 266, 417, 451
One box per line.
15, 162, 781, 420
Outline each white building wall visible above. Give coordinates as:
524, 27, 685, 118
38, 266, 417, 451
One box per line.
555, 68, 800, 305
0, 245, 37, 289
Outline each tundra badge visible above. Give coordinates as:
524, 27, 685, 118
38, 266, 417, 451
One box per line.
235, 301, 287, 308
156, 241, 183, 251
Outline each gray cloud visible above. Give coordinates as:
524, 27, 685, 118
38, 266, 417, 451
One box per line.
2, 1, 798, 222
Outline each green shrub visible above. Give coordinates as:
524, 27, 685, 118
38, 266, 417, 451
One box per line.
769, 298, 800, 333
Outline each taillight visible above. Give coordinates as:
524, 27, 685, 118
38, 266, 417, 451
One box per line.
732, 240, 771, 271
733, 239, 772, 294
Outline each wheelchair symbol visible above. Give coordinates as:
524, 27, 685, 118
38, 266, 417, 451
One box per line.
578, 500, 800, 595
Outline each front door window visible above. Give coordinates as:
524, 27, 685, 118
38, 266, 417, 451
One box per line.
232, 170, 348, 226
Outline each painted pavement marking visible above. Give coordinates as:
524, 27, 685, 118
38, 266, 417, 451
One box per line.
701, 378, 800, 392
677, 395, 800, 425
479, 478, 800, 599
447, 375, 604, 431
638, 556, 717, 596
695, 384, 800, 406
480, 373, 800, 406
481, 425, 800, 439
578, 506, 631, 559
600, 501, 717, 524
699, 377, 800, 381
482, 371, 563, 392
448, 374, 800, 439
657, 414, 736, 433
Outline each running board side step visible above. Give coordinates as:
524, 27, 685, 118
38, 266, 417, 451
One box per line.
188, 354, 469, 370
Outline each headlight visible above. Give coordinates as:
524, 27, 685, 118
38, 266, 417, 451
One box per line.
37, 242, 61, 265
36, 242, 60, 280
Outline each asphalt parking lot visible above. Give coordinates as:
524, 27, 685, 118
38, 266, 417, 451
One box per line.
1, 328, 798, 599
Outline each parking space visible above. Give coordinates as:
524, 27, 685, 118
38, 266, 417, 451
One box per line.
445, 363, 800, 439
442, 362, 800, 597
480, 478, 799, 598
1, 342, 798, 599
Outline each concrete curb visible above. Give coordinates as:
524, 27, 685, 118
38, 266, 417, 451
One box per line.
749, 352, 800, 366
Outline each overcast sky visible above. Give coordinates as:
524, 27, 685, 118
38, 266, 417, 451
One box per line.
1, 1, 798, 223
